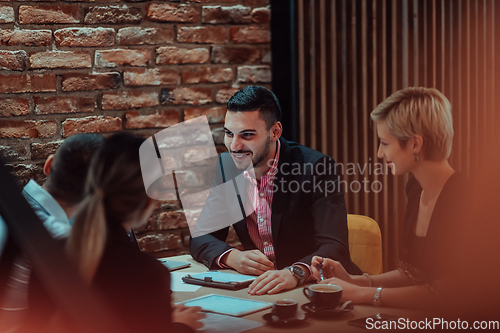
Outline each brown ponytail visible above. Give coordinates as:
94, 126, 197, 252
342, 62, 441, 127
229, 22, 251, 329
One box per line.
66, 133, 148, 284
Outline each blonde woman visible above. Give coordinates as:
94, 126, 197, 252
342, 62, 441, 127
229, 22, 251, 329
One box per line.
311, 87, 460, 309
67, 133, 204, 332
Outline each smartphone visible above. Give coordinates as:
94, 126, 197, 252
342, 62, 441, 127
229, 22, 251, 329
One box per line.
348, 313, 399, 329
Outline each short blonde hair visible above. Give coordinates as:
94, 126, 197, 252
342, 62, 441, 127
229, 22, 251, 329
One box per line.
370, 87, 454, 161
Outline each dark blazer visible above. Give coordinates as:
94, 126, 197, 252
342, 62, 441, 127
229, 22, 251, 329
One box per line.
190, 138, 361, 274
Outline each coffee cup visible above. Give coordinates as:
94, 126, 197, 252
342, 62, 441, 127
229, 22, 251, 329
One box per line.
272, 299, 298, 319
303, 284, 342, 309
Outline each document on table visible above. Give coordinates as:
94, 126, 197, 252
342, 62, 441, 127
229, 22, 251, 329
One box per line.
171, 272, 202, 292
201, 313, 263, 333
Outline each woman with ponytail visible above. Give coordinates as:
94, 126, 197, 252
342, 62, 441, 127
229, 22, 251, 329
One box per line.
67, 133, 204, 332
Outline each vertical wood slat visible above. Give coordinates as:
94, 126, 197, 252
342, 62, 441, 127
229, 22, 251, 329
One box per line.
292, 0, 499, 271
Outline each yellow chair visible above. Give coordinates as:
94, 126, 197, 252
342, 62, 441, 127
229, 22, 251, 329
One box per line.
347, 214, 383, 275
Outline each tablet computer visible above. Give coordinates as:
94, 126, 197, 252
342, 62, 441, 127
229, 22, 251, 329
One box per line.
157, 259, 191, 271
178, 294, 272, 317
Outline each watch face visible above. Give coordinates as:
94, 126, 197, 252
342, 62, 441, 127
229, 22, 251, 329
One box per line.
292, 265, 305, 277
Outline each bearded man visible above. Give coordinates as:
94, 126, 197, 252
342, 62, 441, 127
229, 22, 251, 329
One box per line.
190, 86, 361, 295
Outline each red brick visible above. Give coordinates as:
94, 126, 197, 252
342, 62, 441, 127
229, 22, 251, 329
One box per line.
262, 47, 271, 63
161, 87, 212, 106
117, 27, 174, 46
215, 87, 239, 104
54, 27, 114, 47
102, 91, 159, 110
186, 0, 237, 3
184, 106, 225, 123
95, 49, 151, 67
30, 51, 91, 69
0, 98, 29, 117
181, 67, 232, 84
202, 5, 251, 24
124, 110, 179, 129
0, 74, 56, 94
0, 145, 29, 163
230, 26, 270, 44
61, 72, 120, 92
136, 231, 182, 253
0, 120, 57, 139
62, 116, 122, 137
124, 68, 178, 87
6, 163, 45, 188
0, 5, 14, 23
0, 50, 28, 71
251, 6, 270, 23
84, 6, 142, 24
211, 127, 225, 145
19, 5, 80, 24
0, 29, 52, 46
241, 0, 269, 4
177, 26, 226, 44
156, 46, 209, 65
211, 46, 259, 64
237, 65, 271, 83
34, 96, 95, 114
156, 211, 188, 230
146, 3, 199, 23
31, 140, 63, 160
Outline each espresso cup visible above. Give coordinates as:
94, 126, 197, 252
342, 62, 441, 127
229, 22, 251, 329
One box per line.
303, 284, 342, 309
272, 299, 298, 319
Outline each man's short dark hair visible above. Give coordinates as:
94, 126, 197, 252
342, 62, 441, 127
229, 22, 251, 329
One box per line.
227, 86, 282, 130
44, 133, 104, 206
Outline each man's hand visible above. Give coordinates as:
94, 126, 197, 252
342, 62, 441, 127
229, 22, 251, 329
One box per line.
172, 304, 206, 331
223, 249, 274, 275
247, 269, 298, 295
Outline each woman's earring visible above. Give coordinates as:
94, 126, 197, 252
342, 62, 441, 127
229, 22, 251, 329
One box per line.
414, 152, 419, 162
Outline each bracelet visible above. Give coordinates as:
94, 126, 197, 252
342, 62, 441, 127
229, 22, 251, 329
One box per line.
373, 287, 383, 307
363, 273, 373, 287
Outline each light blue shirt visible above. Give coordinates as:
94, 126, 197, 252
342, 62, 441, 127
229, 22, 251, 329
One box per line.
0, 179, 71, 328
0, 180, 70, 256
22, 179, 71, 239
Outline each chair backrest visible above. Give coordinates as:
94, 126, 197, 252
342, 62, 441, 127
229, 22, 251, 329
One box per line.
347, 214, 383, 275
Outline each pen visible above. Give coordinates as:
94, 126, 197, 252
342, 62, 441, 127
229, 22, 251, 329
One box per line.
316, 260, 324, 281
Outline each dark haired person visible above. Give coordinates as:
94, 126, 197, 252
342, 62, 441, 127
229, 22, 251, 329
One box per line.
0, 133, 104, 331
65, 133, 204, 332
190, 86, 361, 295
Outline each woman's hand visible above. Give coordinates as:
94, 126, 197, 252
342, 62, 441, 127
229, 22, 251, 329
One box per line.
311, 256, 352, 282
172, 304, 206, 331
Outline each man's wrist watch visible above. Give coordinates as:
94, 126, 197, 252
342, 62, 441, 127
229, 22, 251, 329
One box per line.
286, 265, 307, 286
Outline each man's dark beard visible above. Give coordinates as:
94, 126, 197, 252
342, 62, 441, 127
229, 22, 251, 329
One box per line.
251, 135, 271, 169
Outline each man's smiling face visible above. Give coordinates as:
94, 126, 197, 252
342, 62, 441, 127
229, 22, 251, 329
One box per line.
224, 110, 272, 171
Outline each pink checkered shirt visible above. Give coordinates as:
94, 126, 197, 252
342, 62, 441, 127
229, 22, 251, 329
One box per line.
242, 140, 281, 264
216, 141, 280, 267
216, 141, 312, 279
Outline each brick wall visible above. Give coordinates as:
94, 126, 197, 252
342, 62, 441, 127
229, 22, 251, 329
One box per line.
0, 0, 271, 257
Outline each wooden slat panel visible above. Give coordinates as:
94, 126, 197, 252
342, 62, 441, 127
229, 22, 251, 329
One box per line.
292, 0, 499, 271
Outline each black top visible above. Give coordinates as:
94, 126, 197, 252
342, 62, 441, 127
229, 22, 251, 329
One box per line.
399, 172, 463, 291
190, 138, 361, 274
93, 222, 193, 333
